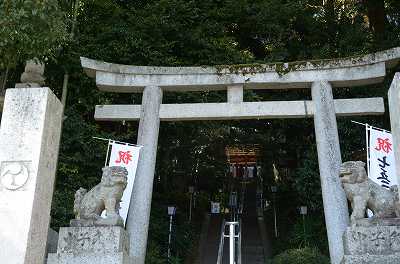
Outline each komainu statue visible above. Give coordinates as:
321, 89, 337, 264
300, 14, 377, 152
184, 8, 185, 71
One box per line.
71, 166, 128, 227
339, 161, 400, 224
20, 59, 45, 86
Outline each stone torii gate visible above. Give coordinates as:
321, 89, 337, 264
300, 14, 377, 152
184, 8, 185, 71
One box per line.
81, 47, 400, 264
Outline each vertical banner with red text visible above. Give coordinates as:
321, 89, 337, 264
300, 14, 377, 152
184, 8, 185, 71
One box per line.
108, 142, 142, 224
368, 127, 398, 188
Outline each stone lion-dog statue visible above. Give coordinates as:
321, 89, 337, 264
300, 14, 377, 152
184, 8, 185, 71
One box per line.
339, 161, 400, 225
71, 166, 128, 227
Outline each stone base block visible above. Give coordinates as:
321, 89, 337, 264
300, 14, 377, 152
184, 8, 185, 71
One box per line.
342, 254, 400, 264
57, 226, 129, 254
47, 252, 130, 264
70, 216, 123, 227
47, 226, 130, 264
342, 219, 400, 263
354, 217, 400, 227
343, 222, 400, 255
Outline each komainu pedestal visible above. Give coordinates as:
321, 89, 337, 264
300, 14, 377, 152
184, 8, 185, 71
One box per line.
342, 219, 400, 264
47, 226, 130, 264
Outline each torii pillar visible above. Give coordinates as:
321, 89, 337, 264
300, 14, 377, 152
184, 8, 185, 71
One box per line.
312, 81, 348, 264
388, 73, 400, 200
126, 86, 162, 264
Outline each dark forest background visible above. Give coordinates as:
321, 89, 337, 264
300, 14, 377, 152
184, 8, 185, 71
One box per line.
1, 0, 400, 263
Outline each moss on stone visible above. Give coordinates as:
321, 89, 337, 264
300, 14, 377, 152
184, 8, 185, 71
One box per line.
215, 63, 268, 75
213, 52, 373, 77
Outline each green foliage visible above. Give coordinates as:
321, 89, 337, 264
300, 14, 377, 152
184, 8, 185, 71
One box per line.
142, 196, 197, 264
293, 145, 323, 210
145, 242, 165, 264
28, 0, 400, 262
288, 216, 328, 254
78, 0, 250, 66
0, 0, 67, 69
267, 247, 330, 264
270, 212, 329, 256
51, 103, 113, 227
168, 256, 183, 264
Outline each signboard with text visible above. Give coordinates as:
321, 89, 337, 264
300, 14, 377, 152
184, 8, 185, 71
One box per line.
108, 142, 141, 224
368, 127, 398, 188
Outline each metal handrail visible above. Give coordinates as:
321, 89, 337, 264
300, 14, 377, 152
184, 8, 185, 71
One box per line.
239, 182, 246, 215
238, 219, 242, 264
216, 220, 241, 264
216, 219, 226, 264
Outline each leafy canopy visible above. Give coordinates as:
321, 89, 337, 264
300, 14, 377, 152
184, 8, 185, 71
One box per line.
0, 0, 67, 69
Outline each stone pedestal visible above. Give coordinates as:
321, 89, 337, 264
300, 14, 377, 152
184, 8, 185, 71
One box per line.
47, 226, 130, 264
0, 88, 62, 264
342, 219, 400, 264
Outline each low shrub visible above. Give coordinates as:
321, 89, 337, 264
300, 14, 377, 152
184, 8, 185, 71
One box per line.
267, 247, 330, 264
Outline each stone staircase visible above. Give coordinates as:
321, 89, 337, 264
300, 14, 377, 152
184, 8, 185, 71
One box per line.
242, 245, 265, 264
197, 180, 270, 264
241, 181, 266, 264
198, 214, 223, 264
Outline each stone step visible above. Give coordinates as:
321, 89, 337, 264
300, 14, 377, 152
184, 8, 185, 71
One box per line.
242, 246, 264, 254
242, 255, 265, 264
242, 245, 264, 263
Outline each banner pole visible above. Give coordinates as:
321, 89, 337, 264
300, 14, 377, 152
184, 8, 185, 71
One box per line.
93, 136, 143, 147
105, 139, 111, 166
351, 120, 390, 133
366, 124, 370, 178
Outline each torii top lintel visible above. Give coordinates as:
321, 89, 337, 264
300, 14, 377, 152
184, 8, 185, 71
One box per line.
81, 47, 400, 93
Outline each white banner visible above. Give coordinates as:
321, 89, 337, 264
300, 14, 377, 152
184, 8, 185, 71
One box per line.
108, 142, 141, 224
368, 127, 397, 188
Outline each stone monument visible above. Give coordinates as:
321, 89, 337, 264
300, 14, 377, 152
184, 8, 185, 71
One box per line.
340, 161, 400, 263
17, 59, 46, 88
0, 64, 63, 264
47, 166, 131, 264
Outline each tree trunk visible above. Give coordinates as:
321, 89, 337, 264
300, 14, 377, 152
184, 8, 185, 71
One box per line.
363, 0, 387, 45
324, 0, 337, 55
1, 67, 9, 94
